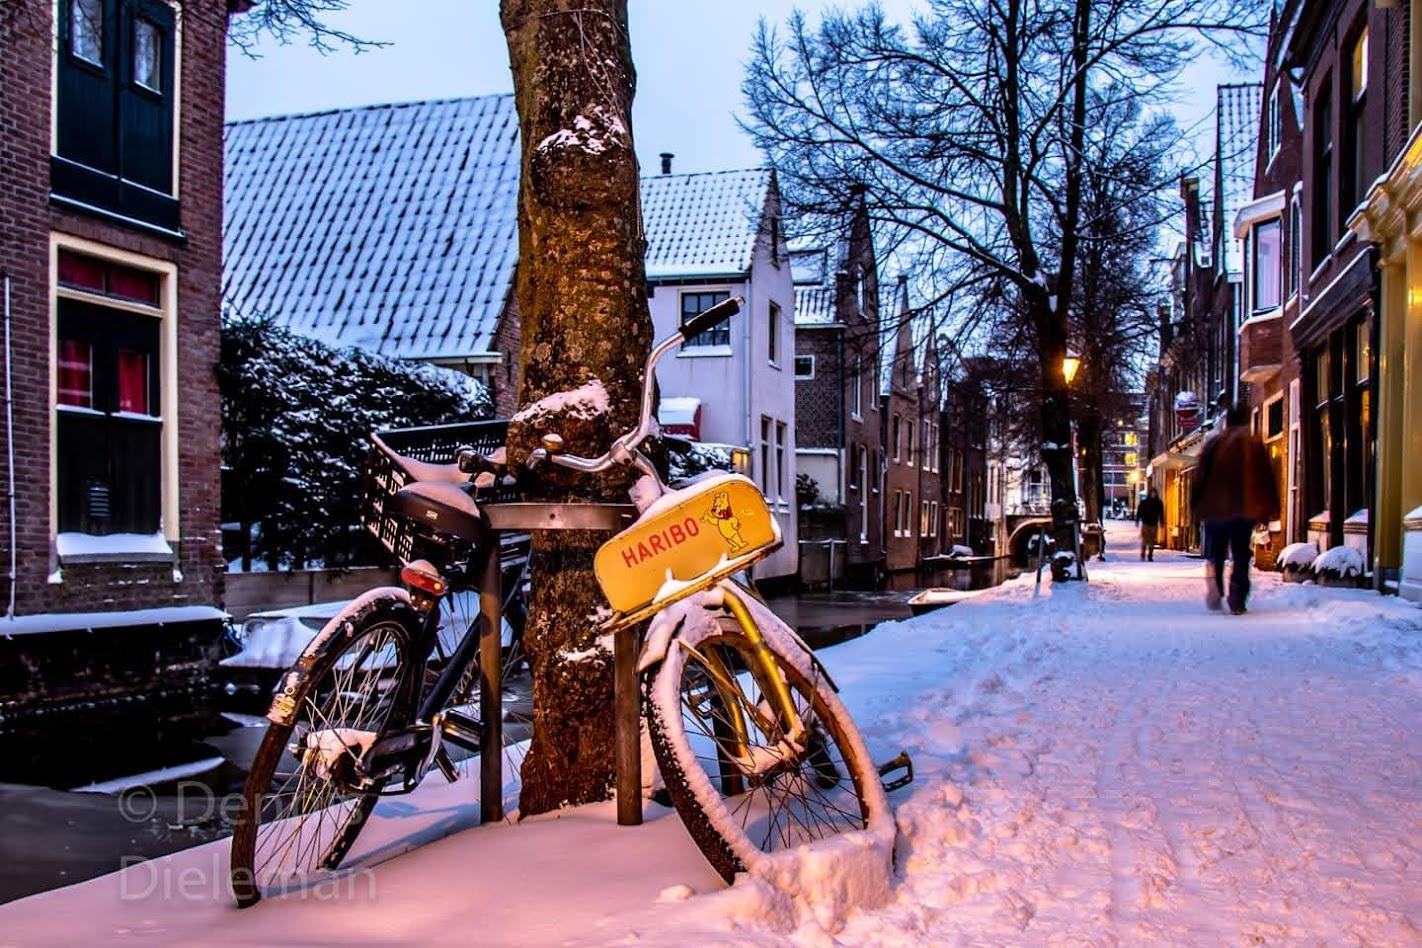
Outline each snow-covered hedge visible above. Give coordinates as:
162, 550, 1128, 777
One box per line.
1312, 545, 1364, 579
1278, 542, 1319, 570
220, 316, 491, 570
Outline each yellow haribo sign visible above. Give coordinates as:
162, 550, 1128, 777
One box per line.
595, 474, 779, 614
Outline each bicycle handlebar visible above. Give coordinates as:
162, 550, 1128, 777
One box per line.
527, 295, 744, 476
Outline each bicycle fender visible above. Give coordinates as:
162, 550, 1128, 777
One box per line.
267, 587, 412, 726
636, 602, 688, 674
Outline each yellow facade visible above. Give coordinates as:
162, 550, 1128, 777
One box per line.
1353, 117, 1422, 595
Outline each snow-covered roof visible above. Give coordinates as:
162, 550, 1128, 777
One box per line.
223, 95, 522, 361
225, 97, 774, 360
795, 286, 836, 326
641, 169, 772, 281
1216, 83, 1263, 277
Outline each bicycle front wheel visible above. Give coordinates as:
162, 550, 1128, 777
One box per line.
229, 592, 423, 906
644, 590, 889, 882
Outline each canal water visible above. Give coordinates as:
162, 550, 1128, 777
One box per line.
0, 583, 992, 904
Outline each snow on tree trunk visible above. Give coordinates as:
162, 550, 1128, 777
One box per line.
501, 0, 652, 816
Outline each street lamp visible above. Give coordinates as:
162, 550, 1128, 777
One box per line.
1062, 351, 1081, 385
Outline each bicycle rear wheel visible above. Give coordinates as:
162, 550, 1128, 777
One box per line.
643, 590, 889, 882
229, 592, 423, 906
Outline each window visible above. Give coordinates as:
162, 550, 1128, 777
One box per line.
133, 18, 161, 91
929, 501, 939, 537
759, 416, 771, 496
892, 414, 902, 461
1344, 26, 1369, 213
56, 252, 164, 536
775, 421, 787, 502
907, 420, 917, 467
1311, 78, 1333, 267
872, 450, 881, 494
768, 301, 781, 365
1266, 82, 1282, 159
794, 355, 814, 379
859, 449, 868, 541
682, 291, 731, 348
1265, 396, 1285, 441
850, 355, 862, 417
1124, 431, 1138, 447
1252, 219, 1281, 311
55, 0, 178, 230
1355, 318, 1371, 384
70, 0, 103, 64
1288, 198, 1302, 299
848, 443, 861, 490
920, 500, 930, 537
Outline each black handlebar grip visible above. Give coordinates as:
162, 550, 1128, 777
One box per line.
679, 295, 743, 341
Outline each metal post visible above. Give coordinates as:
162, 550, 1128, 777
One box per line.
614, 623, 642, 826
478, 541, 503, 823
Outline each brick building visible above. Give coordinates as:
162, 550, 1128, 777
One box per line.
790, 197, 885, 586
882, 276, 943, 576
1288, 0, 1407, 573
0, 0, 231, 775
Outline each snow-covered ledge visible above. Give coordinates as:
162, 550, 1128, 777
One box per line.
1400, 506, 1422, 601
55, 531, 175, 566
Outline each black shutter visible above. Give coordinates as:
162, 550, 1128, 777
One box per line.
118, 0, 175, 195
56, 0, 118, 175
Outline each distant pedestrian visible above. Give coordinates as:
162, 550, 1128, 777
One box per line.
1190, 401, 1280, 615
1135, 488, 1164, 561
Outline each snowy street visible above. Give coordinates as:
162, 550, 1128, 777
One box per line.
1, 525, 1419, 945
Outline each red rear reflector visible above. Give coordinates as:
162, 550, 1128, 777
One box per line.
401, 562, 447, 596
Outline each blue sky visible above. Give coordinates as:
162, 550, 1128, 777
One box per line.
225, 1, 1251, 177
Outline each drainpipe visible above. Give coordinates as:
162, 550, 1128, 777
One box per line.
4, 274, 14, 619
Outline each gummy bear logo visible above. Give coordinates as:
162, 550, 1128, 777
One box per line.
702, 490, 747, 552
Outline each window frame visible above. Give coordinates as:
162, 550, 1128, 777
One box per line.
767, 300, 781, 367
793, 354, 814, 380
680, 290, 733, 350
1251, 217, 1282, 312
50, 235, 178, 551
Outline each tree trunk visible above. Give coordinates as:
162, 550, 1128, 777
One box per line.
501, 0, 651, 816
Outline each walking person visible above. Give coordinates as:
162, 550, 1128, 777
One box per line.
1136, 488, 1165, 561
1190, 401, 1280, 614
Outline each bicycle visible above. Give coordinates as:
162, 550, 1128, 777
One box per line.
229, 296, 909, 906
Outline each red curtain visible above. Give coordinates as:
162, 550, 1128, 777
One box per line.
58, 339, 92, 407
117, 350, 148, 414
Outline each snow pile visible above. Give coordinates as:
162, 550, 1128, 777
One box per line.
1313, 544, 1364, 577
511, 378, 610, 425
948, 544, 974, 558
1278, 541, 1319, 569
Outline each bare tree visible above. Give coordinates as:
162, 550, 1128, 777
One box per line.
226, 0, 388, 58
501, 0, 651, 815
743, 0, 1263, 575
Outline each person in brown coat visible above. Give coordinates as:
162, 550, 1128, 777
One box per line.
1190, 401, 1280, 614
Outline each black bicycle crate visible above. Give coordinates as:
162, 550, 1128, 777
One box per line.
362, 419, 519, 563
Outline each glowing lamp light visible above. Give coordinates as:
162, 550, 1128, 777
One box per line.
1062, 353, 1081, 385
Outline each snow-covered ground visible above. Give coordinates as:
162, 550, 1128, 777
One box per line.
3, 525, 1420, 945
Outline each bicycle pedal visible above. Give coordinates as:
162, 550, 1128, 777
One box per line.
433, 749, 459, 783
877, 750, 914, 793
439, 707, 485, 751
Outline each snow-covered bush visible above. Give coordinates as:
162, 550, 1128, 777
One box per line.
947, 544, 974, 558
220, 316, 490, 571
1311, 545, 1364, 586
1277, 541, 1318, 583
665, 438, 734, 485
